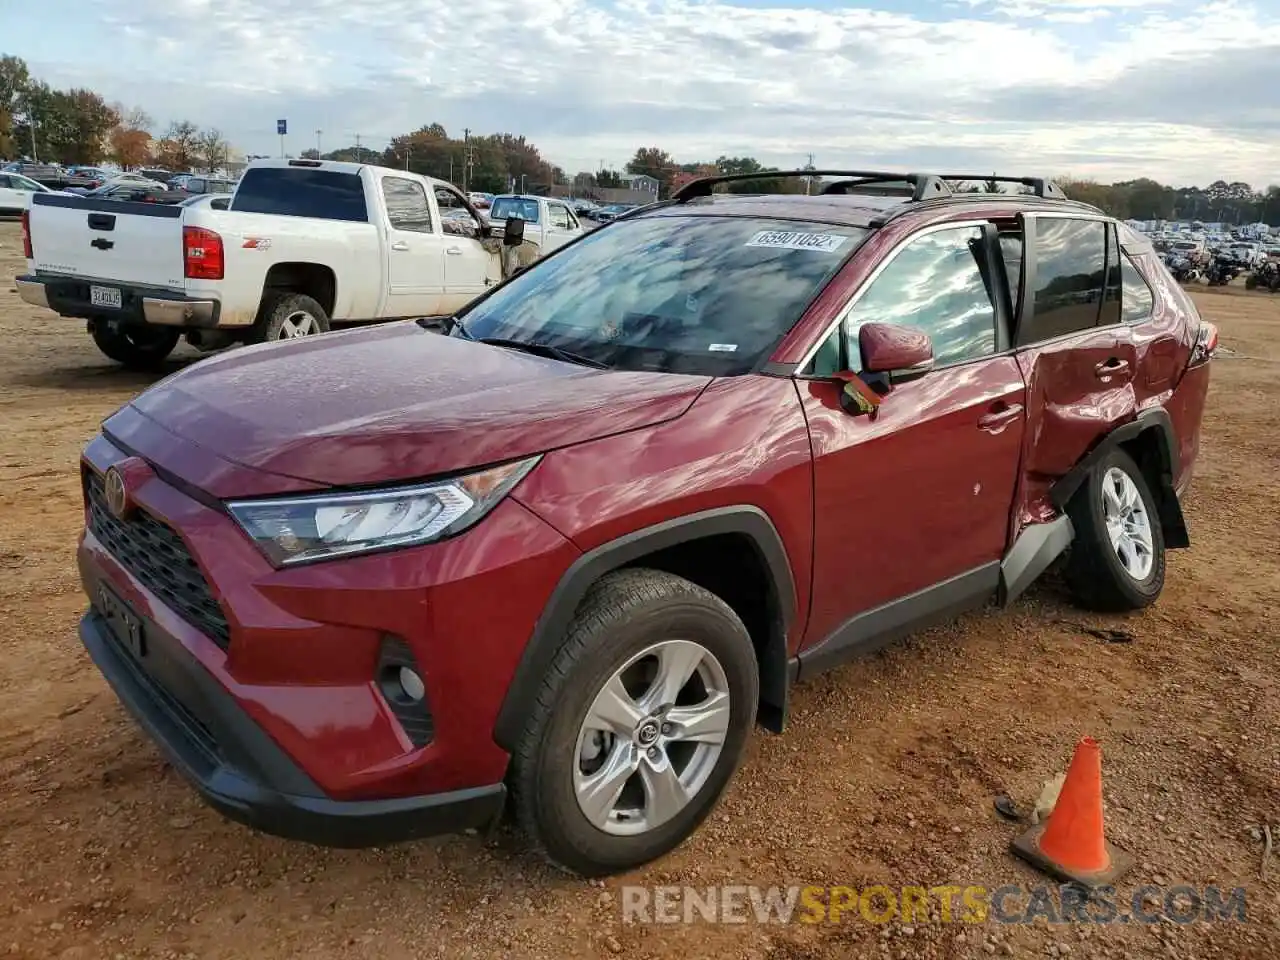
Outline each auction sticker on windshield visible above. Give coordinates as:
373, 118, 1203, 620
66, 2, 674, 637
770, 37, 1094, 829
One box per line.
745, 230, 849, 253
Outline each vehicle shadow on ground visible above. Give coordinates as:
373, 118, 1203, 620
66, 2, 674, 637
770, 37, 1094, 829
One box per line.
8, 357, 201, 392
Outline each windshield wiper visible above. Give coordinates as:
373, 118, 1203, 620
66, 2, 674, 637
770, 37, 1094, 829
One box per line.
474, 337, 609, 369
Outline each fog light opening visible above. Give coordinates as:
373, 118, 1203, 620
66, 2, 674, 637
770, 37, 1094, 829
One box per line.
398, 666, 425, 703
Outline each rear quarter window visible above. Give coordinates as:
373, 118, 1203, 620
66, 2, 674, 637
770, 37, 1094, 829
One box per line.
232, 168, 369, 222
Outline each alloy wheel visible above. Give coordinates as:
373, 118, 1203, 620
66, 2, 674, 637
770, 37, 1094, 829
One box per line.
279, 311, 318, 338
1101, 466, 1154, 581
573, 639, 731, 836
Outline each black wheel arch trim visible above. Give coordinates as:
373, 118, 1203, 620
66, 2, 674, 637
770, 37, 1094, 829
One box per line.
493, 505, 798, 751
1050, 407, 1189, 549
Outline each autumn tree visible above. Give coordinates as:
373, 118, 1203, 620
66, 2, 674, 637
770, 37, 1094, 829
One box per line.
626, 147, 676, 195
152, 120, 200, 170
198, 128, 229, 172
107, 103, 152, 168
0, 54, 31, 159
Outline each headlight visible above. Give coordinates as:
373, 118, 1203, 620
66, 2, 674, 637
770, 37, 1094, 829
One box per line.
226, 456, 540, 566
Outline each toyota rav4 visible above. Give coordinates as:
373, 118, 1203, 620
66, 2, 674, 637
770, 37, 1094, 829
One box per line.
75, 170, 1215, 877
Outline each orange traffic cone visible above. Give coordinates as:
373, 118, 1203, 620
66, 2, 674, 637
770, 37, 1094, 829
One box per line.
1010, 737, 1133, 887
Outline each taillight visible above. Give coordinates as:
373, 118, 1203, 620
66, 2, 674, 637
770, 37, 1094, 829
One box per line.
183, 226, 224, 280
21, 210, 32, 258
1190, 320, 1218, 366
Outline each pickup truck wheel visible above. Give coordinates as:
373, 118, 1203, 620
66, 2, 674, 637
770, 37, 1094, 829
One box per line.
508, 568, 758, 877
1064, 448, 1166, 612
90, 323, 180, 370
253, 293, 331, 343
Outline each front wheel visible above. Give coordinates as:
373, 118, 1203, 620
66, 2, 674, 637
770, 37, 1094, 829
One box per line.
90, 322, 180, 370
1064, 448, 1166, 612
508, 569, 759, 877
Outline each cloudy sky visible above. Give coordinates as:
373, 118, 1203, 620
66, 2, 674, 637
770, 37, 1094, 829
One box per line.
4, 0, 1279, 186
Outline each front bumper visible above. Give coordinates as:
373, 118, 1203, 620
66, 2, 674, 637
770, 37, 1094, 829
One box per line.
80, 608, 506, 846
16, 273, 219, 327
76, 426, 580, 843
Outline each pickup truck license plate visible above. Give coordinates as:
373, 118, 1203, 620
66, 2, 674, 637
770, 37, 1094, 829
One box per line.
96, 582, 147, 659
90, 285, 122, 309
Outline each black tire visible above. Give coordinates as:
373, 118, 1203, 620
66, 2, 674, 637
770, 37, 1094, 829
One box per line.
508, 568, 759, 877
251, 292, 331, 343
1244, 275, 1258, 290
1064, 448, 1166, 612
90, 322, 180, 370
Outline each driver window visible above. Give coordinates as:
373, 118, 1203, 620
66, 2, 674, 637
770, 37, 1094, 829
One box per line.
548, 204, 571, 230
839, 225, 998, 372
435, 186, 482, 238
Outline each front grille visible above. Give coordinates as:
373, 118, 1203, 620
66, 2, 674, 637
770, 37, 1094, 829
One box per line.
85, 470, 232, 650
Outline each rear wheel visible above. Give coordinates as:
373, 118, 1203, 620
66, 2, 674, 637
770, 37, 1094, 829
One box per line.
90, 322, 180, 370
1064, 448, 1166, 612
251, 293, 331, 343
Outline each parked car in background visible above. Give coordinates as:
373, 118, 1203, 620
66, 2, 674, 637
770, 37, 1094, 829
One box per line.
137, 168, 174, 185
2, 161, 63, 185
178, 176, 236, 195
64, 168, 1214, 877
468, 192, 494, 209
178, 193, 231, 210
593, 202, 637, 222
487, 194, 585, 254
0, 171, 63, 217
17, 158, 527, 367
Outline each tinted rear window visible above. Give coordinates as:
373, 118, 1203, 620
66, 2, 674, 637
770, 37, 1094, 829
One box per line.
232, 167, 369, 222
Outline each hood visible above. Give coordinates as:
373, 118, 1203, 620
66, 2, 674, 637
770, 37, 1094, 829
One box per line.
126, 322, 710, 488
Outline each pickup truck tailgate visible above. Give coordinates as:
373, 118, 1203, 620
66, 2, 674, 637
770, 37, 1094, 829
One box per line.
28, 194, 186, 290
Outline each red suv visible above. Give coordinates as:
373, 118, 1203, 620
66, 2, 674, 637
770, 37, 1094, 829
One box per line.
74, 170, 1215, 877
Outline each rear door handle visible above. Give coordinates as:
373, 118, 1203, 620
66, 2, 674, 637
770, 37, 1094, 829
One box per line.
978, 403, 1024, 432
446, 246, 463, 256
390, 240, 410, 252
1095, 357, 1130, 377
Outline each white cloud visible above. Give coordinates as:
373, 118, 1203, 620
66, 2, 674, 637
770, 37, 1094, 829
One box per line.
14, 0, 1280, 186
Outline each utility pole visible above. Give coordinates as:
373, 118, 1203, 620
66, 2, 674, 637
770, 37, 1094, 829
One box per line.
404, 146, 411, 171
354, 133, 362, 163
462, 128, 471, 194
316, 130, 322, 156
804, 152, 815, 195
29, 104, 38, 162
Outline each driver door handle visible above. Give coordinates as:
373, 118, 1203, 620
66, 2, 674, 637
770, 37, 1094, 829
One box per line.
446, 246, 463, 256
390, 240, 410, 251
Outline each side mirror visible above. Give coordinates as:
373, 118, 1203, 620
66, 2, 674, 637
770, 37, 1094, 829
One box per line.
503, 216, 525, 246
859, 322, 934, 384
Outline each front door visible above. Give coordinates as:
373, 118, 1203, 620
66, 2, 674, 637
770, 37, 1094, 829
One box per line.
544, 201, 579, 253
796, 222, 1027, 657
381, 175, 445, 317
433, 186, 496, 312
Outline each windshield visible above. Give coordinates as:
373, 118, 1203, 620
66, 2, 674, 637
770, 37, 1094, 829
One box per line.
490, 197, 540, 223
455, 215, 867, 375
1172, 242, 1198, 250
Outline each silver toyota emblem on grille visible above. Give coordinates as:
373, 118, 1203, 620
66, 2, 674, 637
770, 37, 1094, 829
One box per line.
104, 467, 130, 519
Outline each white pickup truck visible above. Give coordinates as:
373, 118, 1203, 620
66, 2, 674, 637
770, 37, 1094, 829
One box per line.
485, 195, 586, 253
15, 159, 527, 368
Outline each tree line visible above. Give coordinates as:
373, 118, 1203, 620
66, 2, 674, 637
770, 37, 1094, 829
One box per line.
1, 54, 230, 172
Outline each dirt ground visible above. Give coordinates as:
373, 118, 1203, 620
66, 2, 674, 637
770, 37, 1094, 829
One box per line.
0, 219, 1277, 960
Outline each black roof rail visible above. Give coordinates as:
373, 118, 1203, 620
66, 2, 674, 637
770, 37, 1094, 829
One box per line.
940, 174, 1068, 199
671, 169, 953, 203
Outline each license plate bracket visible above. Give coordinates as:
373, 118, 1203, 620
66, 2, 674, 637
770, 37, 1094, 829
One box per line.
96, 582, 147, 659
90, 285, 122, 309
